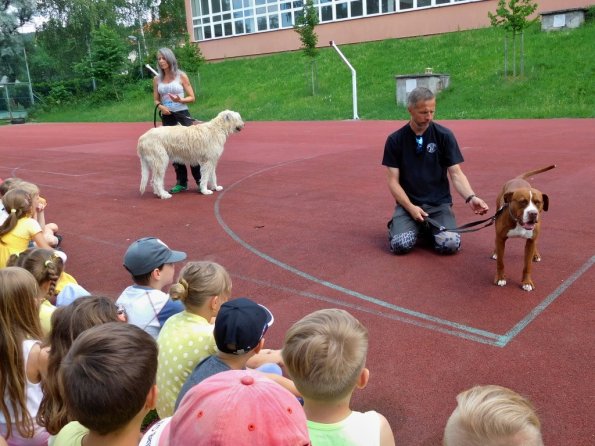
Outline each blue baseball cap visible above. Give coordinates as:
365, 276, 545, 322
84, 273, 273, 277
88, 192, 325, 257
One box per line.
215, 298, 274, 355
123, 237, 186, 276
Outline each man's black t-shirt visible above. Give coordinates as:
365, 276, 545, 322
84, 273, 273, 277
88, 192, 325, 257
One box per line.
382, 121, 464, 206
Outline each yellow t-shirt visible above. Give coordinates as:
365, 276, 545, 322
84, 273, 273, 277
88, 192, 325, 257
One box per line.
55, 271, 78, 295
156, 311, 216, 417
39, 299, 56, 336
0, 217, 42, 267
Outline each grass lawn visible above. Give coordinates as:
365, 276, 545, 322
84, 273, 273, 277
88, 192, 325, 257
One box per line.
32, 22, 595, 122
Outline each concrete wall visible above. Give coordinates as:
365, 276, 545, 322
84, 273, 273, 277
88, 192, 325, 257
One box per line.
185, 0, 592, 61
541, 8, 587, 31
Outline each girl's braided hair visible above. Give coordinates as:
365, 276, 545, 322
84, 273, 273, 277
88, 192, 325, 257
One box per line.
7, 248, 64, 301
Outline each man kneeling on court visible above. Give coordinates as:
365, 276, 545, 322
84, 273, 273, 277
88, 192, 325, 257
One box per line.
382, 87, 488, 254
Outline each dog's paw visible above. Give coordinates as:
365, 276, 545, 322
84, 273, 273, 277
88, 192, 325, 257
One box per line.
490, 253, 497, 260
158, 192, 172, 199
214, 185, 223, 192
521, 283, 535, 292
533, 254, 541, 262
495, 278, 507, 287
200, 189, 213, 195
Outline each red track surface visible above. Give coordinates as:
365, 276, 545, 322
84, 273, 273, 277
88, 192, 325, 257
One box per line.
1, 119, 593, 444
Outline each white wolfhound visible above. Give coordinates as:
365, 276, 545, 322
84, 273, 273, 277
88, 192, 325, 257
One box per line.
138, 109, 244, 199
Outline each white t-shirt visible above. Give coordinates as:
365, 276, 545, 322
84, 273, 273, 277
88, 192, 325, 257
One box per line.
0, 204, 8, 225
116, 285, 184, 339
139, 418, 170, 446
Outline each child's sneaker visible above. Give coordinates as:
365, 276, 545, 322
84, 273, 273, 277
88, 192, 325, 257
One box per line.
169, 184, 188, 194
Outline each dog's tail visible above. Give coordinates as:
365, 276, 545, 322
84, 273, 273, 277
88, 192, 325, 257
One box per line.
518, 164, 556, 180
139, 151, 149, 195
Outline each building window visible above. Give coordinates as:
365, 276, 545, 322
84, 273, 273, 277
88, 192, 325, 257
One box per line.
321, 4, 333, 20
367, 0, 379, 15
399, 0, 413, 10
191, 0, 480, 41
382, 0, 395, 13
351, 0, 363, 17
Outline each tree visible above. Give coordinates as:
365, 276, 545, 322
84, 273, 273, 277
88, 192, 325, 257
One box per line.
151, 0, 187, 46
0, 0, 36, 44
294, 0, 319, 95
175, 34, 204, 74
36, 0, 124, 79
74, 25, 127, 99
0, 0, 36, 81
121, 0, 158, 56
488, 0, 538, 77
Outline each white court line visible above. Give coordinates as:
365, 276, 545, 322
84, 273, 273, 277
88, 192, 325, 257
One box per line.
214, 159, 591, 347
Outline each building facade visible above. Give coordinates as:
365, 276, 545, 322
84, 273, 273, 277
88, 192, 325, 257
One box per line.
184, 0, 590, 60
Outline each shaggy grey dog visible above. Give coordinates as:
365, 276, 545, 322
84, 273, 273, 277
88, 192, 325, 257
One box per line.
138, 109, 244, 199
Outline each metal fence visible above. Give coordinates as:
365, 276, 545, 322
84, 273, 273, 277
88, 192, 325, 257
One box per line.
0, 81, 33, 122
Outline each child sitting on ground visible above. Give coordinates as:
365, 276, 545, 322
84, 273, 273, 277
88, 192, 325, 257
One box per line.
7, 247, 62, 336
156, 261, 283, 418
52, 323, 158, 446
36, 296, 124, 438
282, 308, 395, 446
443, 384, 544, 446
117, 237, 186, 339
0, 189, 51, 267
175, 297, 298, 409
16, 181, 61, 248
0, 267, 49, 446
140, 369, 310, 446
0, 177, 23, 225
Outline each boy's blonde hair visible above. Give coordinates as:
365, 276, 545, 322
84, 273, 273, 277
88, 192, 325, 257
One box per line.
169, 261, 232, 308
443, 385, 543, 446
282, 308, 368, 401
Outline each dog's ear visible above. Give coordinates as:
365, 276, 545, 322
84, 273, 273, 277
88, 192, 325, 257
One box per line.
542, 193, 549, 212
503, 192, 514, 204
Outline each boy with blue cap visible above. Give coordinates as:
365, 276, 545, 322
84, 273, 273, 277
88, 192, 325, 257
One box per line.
117, 237, 186, 339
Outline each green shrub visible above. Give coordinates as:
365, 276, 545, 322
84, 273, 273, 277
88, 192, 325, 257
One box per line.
46, 85, 73, 106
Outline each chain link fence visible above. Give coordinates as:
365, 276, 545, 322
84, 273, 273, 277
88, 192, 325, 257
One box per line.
0, 81, 33, 123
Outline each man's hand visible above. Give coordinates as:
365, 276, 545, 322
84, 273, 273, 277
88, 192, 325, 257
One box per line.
468, 196, 489, 215
408, 205, 429, 222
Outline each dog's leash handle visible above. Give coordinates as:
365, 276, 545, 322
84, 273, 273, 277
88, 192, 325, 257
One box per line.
425, 205, 507, 234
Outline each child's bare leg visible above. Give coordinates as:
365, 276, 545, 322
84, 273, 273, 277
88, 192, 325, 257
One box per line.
46, 222, 59, 232
43, 227, 59, 247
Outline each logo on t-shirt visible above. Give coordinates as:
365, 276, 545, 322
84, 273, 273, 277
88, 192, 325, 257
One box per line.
427, 143, 438, 154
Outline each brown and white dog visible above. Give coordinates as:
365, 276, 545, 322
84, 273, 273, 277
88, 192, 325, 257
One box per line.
492, 165, 555, 291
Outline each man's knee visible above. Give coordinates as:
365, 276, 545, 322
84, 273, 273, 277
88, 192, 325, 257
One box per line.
389, 231, 417, 254
434, 231, 461, 254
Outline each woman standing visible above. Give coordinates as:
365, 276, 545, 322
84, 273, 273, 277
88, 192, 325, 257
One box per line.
153, 47, 201, 194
